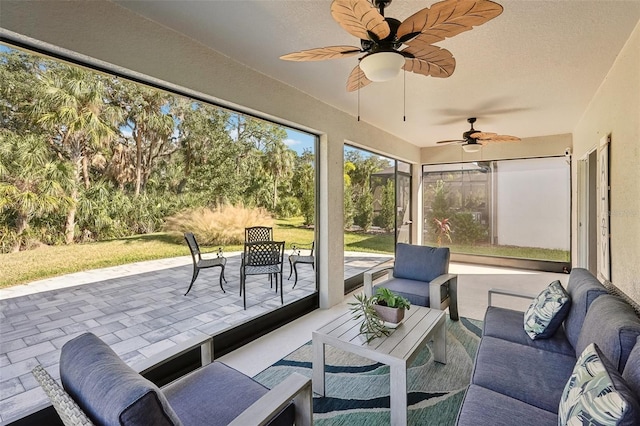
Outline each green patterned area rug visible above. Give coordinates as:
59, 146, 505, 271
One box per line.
254, 316, 482, 425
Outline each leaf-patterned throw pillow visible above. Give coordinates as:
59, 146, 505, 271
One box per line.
559, 343, 640, 426
523, 280, 571, 340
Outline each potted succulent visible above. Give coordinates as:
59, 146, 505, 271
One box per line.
372, 287, 411, 326
348, 289, 411, 343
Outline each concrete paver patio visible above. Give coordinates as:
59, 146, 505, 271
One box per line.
0, 251, 392, 424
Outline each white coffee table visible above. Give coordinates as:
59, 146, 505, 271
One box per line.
312, 305, 446, 425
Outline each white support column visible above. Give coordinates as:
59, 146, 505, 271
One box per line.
318, 133, 345, 308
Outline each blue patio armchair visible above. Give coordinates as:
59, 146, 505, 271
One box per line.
32, 332, 312, 426
364, 243, 459, 321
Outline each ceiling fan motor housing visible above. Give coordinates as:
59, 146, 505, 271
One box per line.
463, 118, 479, 142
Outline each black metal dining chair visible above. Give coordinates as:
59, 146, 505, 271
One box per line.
184, 232, 227, 296
288, 242, 315, 289
240, 241, 285, 310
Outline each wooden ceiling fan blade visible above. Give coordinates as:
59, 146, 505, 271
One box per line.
486, 135, 521, 142
280, 45, 362, 61
436, 139, 465, 144
402, 45, 455, 78
346, 64, 372, 92
398, 0, 504, 45
330, 0, 390, 41
470, 132, 497, 140
471, 132, 521, 142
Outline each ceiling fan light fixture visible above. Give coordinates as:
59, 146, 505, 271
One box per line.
359, 52, 405, 82
462, 143, 482, 153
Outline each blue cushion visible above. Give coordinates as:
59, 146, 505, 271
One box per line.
457, 384, 558, 426
524, 280, 571, 340
471, 336, 576, 413
576, 295, 640, 373
163, 362, 294, 426
564, 268, 608, 349
373, 277, 448, 307
622, 337, 640, 398
482, 306, 575, 356
559, 343, 640, 426
393, 243, 449, 283
60, 333, 182, 426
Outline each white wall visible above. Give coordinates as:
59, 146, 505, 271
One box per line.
572, 21, 640, 303
496, 158, 570, 250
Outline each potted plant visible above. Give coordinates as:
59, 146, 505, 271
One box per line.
349, 293, 390, 343
348, 289, 411, 343
372, 287, 411, 326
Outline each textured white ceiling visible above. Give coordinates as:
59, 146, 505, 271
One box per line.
114, 0, 640, 147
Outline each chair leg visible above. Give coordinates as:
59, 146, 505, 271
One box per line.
241, 274, 247, 310
218, 265, 226, 293
279, 272, 284, 305
292, 263, 299, 289
185, 268, 199, 296
288, 259, 293, 280
221, 267, 227, 283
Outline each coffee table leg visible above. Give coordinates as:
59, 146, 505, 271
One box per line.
433, 319, 447, 364
312, 338, 325, 396
390, 363, 407, 426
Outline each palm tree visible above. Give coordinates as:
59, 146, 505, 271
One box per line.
263, 140, 295, 210
0, 131, 73, 252
114, 82, 176, 196
33, 65, 118, 243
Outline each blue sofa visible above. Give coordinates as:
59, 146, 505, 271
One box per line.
457, 268, 640, 425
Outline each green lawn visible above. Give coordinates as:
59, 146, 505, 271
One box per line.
0, 218, 393, 289
0, 219, 567, 289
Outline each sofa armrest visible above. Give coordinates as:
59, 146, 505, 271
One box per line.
135, 333, 213, 376
363, 266, 394, 297
228, 372, 313, 426
488, 288, 538, 307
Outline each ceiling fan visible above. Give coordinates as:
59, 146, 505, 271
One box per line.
436, 117, 520, 152
280, 0, 504, 92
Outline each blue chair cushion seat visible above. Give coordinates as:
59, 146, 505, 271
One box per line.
163, 362, 294, 426
457, 384, 558, 426
373, 277, 448, 307
471, 336, 577, 413
482, 306, 575, 356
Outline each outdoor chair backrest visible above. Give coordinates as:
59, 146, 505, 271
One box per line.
292, 241, 315, 257
244, 241, 285, 267
245, 226, 273, 242
393, 243, 449, 283
184, 232, 201, 259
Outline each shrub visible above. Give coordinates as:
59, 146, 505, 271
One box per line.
163, 204, 274, 245
451, 212, 489, 244
275, 196, 300, 219
374, 180, 395, 232
353, 191, 373, 231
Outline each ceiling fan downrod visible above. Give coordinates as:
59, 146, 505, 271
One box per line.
372, 0, 392, 16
